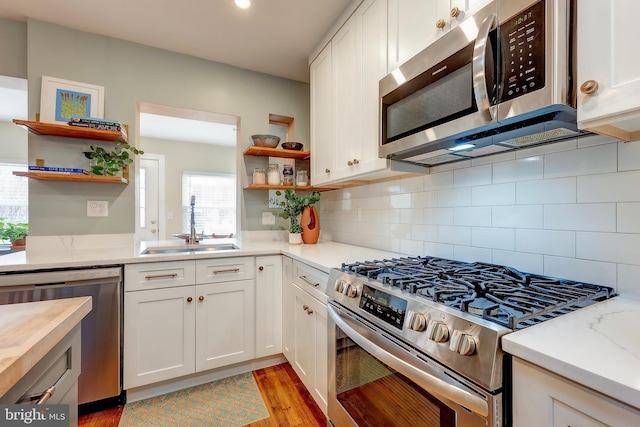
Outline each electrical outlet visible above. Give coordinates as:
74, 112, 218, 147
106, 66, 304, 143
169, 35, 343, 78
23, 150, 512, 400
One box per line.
262, 211, 275, 225
87, 200, 108, 217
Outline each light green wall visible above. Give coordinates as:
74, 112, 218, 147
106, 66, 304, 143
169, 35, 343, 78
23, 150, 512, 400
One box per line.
0, 18, 27, 79
26, 19, 310, 236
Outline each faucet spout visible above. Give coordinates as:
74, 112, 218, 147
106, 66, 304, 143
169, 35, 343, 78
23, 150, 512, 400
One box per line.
189, 195, 198, 244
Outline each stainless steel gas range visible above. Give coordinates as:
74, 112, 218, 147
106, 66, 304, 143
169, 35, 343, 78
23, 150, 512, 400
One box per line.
326, 256, 616, 427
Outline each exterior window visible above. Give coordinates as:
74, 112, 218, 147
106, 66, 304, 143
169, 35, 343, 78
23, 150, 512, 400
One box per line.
182, 172, 236, 236
0, 163, 28, 225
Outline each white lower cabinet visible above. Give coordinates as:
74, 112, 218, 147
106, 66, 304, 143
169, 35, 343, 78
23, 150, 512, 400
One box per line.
255, 255, 283, 358
123, 285, 196, 388
512, 357, 640, 427
283, 259, 329, 414
124, 258, 256, 390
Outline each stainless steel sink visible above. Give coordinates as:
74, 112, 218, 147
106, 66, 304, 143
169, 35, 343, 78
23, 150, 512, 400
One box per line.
141, 243, 240, 255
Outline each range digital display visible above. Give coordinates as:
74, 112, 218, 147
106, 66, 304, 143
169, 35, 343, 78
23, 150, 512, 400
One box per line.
359, 285, 407, 330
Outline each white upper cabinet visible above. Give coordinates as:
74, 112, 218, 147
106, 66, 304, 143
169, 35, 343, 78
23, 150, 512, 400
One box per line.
310, 0, 391, 185
577, 0, 640, 141
310, 44, 334, 186
387, 0, 490, 71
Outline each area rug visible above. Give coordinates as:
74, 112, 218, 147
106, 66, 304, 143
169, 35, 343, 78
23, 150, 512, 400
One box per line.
118, 372, 269, 426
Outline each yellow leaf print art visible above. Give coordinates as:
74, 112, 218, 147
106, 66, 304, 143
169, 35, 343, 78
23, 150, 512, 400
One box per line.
55, 89, 91, 121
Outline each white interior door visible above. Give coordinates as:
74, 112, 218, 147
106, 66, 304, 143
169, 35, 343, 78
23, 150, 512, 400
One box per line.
138, 155, 164, 242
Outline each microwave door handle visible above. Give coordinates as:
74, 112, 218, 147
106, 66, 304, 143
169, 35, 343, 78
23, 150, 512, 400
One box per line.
472, 13, 497, 123
328, 304, 489, 418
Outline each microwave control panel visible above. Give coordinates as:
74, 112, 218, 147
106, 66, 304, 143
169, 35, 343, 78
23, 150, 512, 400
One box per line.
499, 0, 546, 102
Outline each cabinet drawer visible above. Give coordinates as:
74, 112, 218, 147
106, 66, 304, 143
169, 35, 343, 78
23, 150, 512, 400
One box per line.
196, 257, 255, 284
125, 261, 196, 292
292, 260, 329, 304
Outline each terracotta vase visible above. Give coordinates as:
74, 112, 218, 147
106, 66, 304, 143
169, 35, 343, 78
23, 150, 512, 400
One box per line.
10, 238, 26, 250
301, 206, 320, 244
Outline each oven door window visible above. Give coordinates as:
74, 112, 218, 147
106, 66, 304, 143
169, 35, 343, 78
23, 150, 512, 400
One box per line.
335, 331, 455, 426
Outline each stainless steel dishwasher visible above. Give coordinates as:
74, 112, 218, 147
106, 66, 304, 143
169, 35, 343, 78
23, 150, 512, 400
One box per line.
0, 265, 123, 409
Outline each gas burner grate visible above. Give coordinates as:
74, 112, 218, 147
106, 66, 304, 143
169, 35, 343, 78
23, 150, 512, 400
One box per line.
342, 256, 617, 330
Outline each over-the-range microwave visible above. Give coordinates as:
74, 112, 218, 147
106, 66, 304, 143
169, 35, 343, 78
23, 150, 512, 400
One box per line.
379, 0, 586, 166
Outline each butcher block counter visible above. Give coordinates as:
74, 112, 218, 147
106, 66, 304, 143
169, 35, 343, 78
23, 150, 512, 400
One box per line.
0, 296, 91, 398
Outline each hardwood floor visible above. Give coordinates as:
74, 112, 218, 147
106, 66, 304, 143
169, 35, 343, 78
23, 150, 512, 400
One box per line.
77, 362, 326, 427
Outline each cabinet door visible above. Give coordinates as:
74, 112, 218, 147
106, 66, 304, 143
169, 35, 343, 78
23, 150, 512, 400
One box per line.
290, 282, 316, 387
123, 286, 196, 389
356, 0, 390, 176
387, 0, 448, 70
255, 255, 283, 358
195, 280, 255, 371
282, 256, 294, 360
333, 14, 361, 180
312, 296, 329, 413
577, 0, 640, 140
310, 43, 334, 185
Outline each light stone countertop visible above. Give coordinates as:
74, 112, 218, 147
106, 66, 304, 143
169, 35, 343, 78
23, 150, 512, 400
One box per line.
1, 235, 639, 412
0, 297, 92, 398
502, 295, 640, 411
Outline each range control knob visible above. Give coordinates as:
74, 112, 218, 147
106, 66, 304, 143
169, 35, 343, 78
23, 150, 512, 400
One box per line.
426, 320, 449, 342
334, 279, 347, 293
406, 311, 427, 332
449, 330, 476, 356
343, 283, 358, 298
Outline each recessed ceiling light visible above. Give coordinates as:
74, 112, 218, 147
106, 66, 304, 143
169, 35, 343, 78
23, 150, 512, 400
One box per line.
235, 0, 251, 9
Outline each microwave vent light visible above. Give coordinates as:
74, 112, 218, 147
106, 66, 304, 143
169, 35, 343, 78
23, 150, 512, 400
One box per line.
449, 143, 475, 151
499, 128, 579, 147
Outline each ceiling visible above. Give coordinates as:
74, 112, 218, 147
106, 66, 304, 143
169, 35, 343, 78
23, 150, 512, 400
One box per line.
0, 0, 353, 83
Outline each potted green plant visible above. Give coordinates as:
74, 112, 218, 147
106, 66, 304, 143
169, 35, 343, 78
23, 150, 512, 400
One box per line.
82, 143, 144, 176
0, 219, 28, 249
269, 188, 321, 244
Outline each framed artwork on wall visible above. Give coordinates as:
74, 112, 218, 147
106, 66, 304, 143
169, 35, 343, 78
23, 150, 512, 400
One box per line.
39, 76, 105, 124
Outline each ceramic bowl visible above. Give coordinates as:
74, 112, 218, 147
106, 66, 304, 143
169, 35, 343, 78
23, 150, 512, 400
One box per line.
281, 141, 304, 151
250, 134, 281, 148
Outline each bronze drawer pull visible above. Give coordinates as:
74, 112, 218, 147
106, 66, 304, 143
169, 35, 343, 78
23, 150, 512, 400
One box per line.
145, 273, 178, 280
212, 268, 241, 274
299, 275, 320, 287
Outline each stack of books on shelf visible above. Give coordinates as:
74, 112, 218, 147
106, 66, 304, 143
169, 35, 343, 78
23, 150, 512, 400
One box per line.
28, 166, 88, 175
68, 117, 127, 138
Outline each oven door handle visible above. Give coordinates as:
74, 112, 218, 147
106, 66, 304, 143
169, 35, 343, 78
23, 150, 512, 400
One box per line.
328, 304, 489, 418
472, 13, 497, 123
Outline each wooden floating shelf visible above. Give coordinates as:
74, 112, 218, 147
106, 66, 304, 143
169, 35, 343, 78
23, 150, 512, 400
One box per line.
13, 119, 128, 144
244, 184, 335, 192
13, 171, 128, 184
243, 146, 310, 160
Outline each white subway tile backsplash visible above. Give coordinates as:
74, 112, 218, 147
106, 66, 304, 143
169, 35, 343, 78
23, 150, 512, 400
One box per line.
437, 187, 472, 207
493, 156, 544, 183
424, 208, 454, 225
617, 203, 640, 233
618, 140, 640, 172
492, 250, 544, 275
425, 170, 453, 190
454, 207, 492, 226
544, 143, 617, 179
472, 183, 515, 206
454, 164, 492, 188
617, 264, 640, 296
515, 229, 575, 257
321, 138, 640, 293
472, 227, 515, 250
453, 246, 493, 263
578, 170, 640, 203
577, 232, 640, 266
544, 204, 616, 232
492, 205, 543, 229
390, 193, 412, 209
424, 242, 454, 259
544, 255, 617, 288
438, 225, 471, 245
516, 177, 576, 204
